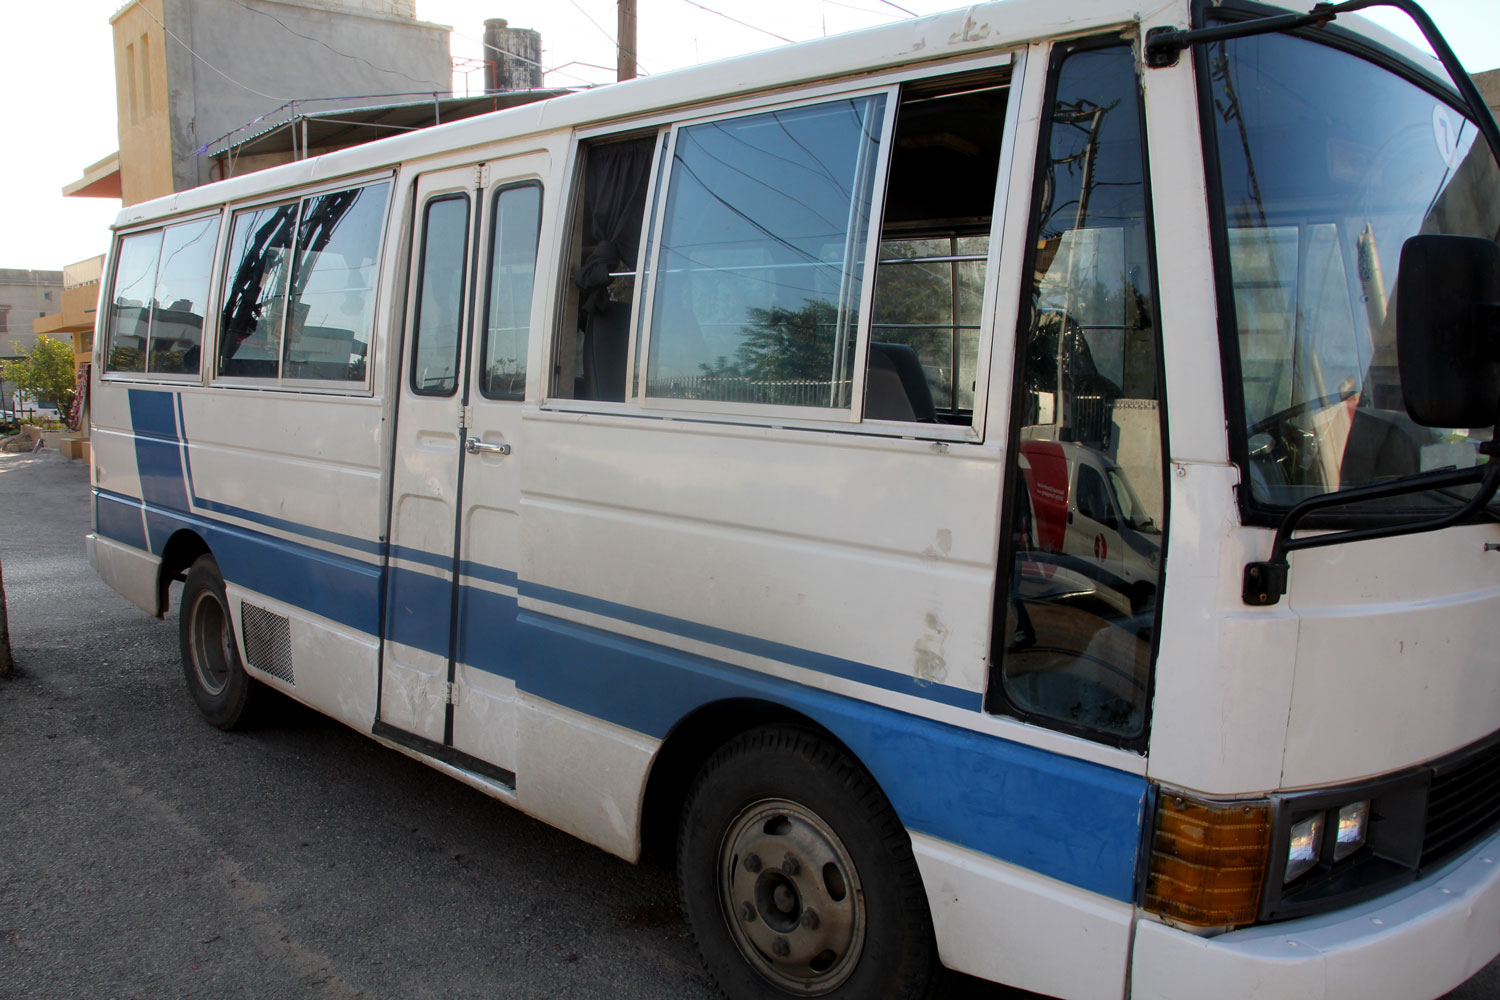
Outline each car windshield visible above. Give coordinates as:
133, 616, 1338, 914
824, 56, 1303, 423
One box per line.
1207, 28, 1500, 509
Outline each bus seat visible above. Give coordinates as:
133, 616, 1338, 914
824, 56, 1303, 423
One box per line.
866, 341, 936, 422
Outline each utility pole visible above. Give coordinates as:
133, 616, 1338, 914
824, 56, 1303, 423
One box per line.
617, 0, 638, 81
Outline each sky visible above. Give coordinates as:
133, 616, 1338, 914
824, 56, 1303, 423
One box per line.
2, 0, 1498, 272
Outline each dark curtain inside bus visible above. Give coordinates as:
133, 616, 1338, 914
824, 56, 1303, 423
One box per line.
572, 136, 655, 401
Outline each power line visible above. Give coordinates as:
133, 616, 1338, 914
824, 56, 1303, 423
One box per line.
875, 0, 918, 15
676, 0, 795, 43
820, 0, 904, 18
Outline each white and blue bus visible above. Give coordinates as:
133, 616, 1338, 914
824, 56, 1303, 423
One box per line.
87, 0, 1500, 996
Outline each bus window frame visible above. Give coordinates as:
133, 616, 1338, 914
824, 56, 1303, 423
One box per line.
209, 169, 396, 397
544, 50, 1021, 444
98, 206, 228, 387
984, 30, 1171, 755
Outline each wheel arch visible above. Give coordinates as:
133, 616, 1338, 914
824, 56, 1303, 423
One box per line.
157, 528, 212, 617
639, 697, 870, 866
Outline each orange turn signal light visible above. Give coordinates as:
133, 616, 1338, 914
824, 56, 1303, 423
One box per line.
1144, 793, 1272, 928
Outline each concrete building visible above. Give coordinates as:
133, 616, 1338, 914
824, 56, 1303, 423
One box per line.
1, 270, 65, 359
66, 0, 453, 207
1, 269, 65, 414
1477, 67, 1500, 121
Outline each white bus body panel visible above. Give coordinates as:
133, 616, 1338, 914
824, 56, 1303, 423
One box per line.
1131, 828, 1500, 1000
913, 833, 1133, 1000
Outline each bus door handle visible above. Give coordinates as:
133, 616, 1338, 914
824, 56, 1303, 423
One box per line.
465, 437, 511, 457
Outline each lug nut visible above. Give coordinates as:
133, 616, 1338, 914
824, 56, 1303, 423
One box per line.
781, 853, 801, 876
800, 908, 820, 929
744, 853, 762, 873
740, 901, 756, 923
772, 936, 790, 957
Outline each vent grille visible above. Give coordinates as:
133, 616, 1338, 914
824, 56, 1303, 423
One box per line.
240, 602, 294, 685
1422, 737, 1500, 869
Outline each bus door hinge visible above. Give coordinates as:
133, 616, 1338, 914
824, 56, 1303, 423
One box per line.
474, 163, 489, 190
446, 681, 459, 706
458, 404, 473, 431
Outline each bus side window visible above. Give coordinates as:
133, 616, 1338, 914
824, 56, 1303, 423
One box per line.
643, 96, 886, 409
991, 40, 1166, 745
481, 182, 543, 400
220, 201, 298, 379
105, 230, 164, 374
557, 134, 656, 402
410, 194, 471, 396
283, 181, 391, 383
866, 68, 1010, 423
148, 217, 220, 376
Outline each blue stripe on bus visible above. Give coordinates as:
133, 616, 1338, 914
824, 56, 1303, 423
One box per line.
95, 490, 148, 551
94, 488, 383, 635
127, 389, 189, 521
495, 603, 1145, 902
520, 581, 981, 711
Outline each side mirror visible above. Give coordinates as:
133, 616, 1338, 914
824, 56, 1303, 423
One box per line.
1396, 234, 1500, 428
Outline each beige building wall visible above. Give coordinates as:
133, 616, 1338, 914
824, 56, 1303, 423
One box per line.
112, 0, 173, 205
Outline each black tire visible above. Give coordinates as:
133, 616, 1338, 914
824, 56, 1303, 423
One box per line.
179, 554, 258, 730
678, 725, 937, 1000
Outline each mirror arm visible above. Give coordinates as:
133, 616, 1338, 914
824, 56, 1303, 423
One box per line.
1243, 451, 1500, 606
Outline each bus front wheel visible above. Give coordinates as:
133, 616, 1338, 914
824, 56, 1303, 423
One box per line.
678, 725, 937, 1000
179, 555, 258, 730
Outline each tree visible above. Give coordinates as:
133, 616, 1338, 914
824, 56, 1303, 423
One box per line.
2, 334, 77, 413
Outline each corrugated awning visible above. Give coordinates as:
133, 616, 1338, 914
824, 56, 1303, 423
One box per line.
206, 90, 573, 162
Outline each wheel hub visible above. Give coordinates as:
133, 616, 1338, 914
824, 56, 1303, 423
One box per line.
720, 798, 865, 994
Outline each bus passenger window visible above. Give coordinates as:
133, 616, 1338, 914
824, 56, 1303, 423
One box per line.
559, 134, 656, 402
481, 183, 542, 400
105, 230, 164, 373
220, 202, 297, 379
410, 194, 471, 396
992, 42, 1165, 744
283, 181, 390, 383
867, 69, 1009, 422
644, 96, 886, 409
147, 216, 220, 376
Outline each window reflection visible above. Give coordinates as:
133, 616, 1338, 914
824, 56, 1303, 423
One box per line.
284, 182, 390, 382
148, 217, 220, 375
997, 44, 1165, 741
482, 183, 542, 400
410, 194, 470, 396
106, 230, 163, 373
1210, 32, 1500, 507
646, 96, 886, 408
220, 202, 297, 378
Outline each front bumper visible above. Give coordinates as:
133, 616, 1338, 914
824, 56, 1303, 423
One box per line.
1131, 826, 1500, 999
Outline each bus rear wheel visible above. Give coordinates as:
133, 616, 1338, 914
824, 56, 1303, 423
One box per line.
678, 725, 937, 1000
179, 555, 258, 730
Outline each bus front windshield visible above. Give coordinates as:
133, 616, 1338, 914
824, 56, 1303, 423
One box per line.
1208, 28, 1500, 510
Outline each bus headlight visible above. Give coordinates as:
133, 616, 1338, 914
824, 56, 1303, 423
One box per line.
1284, 812, 1324, 882
1334, 800, 1370, 861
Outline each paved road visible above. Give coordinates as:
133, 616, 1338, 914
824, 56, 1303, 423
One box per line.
0, 451, 1024, 1000
0, 448, 1496, 1000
